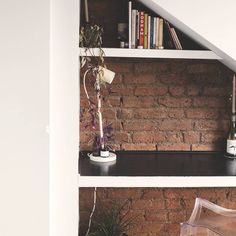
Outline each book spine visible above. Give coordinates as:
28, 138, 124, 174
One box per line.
164, 20, 175, 49
150, 16, 154, 49
136, 10, 140, 47
170, 28, 179, 49
172, 28, 182, 50
131, 9, 137, 48
158, 18, 164, 49
128, 1, 132, 48
139, 11, 145, 48
155, 17, 159, 49
147, 15, 151, 49
153, 17, 156, 49
144, 13, 148, 49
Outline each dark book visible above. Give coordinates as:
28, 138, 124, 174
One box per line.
163, 20, 176, 49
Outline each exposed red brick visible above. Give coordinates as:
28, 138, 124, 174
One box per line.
122, 96, 156, 108
121, 143, 156, 151
165, 199, 182, 210
133, 131, 166, 143
114, 132, 130, 142
201, 132, 226, 143
187, 85, 202, 96
134, 85, 168, 96
124, 73, 156, 84
159, 74, 188, 85
203, 86, 229, 97
104, 96, 121, 107
142, 189, 164, 199
168, 210, 187, 222
186, 108, 219, 119
133, 108, 168, 119
111, 84, 134, 96
169, 86, 185, 96
134, 62, 168, 74
183, 131, 200, 143
132, 199, 165, 210
106, 61, 132, 73
194, 120, 223, 131
159, 119, 192, 131
124, 120, 158, 131
193, 97, 226, 108
192, 144, 223, 151
164, 223, 181, 236
168, 108, 185, 118
159, 97, 192, 107
187, 63, 212, 73
107, 188, 141, 199
145, 210, 167, 222
165, 132, 183, 143
158, 143, 190, 151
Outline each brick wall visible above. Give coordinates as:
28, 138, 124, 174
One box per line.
79, 59, 235, 236
79, 187, 236, 236
80, 59, 233, 151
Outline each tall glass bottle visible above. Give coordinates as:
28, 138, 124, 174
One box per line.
226, 113, 236, 157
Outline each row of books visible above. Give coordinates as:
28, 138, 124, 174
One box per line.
128, 1, 182, 50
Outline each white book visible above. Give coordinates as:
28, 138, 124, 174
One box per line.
128, 1, 132, 49
147, 15, 151, 49
155, 17, 159, 49
158, 18, 164, 49
153, 17, 156, 49
170, 27, 179, 49
131, 9, 137, 48
171, 28, 182, 50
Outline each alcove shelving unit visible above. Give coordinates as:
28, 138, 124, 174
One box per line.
78, 0, 235, 188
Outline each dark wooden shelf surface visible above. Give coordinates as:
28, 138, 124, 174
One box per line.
79, 151, 236, 177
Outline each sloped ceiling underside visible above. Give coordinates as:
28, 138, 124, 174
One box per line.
139, 0, 236, 72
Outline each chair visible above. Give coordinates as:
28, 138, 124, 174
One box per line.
180, 198, 236, 236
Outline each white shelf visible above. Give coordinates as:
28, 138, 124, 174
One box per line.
78, 175, 236, 188
79, 47, 222, 60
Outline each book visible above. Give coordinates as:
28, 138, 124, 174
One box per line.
158, 18, 164, 49
144, 13, 148, 49
155, 17, 159, 49
139, 11, 145, 48
171, 28, 182, 50
128, 1, 132, 48
147, 15, 151, 49
150, 16, 154, 49
131, 9, 137, 48
136, 10, 140, 46
170, 27, 179, 49
153, 17, 156, 49
164, 20, 176, 49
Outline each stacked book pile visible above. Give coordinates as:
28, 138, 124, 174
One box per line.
128, 1, 182, 50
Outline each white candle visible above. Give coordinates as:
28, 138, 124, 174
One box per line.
233, 74, 235, 114
84, 0, 89, 23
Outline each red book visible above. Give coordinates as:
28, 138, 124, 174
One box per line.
139, 11, 145, 48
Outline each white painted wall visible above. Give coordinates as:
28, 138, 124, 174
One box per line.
139, 0, 236, 72
50, 0, 79, 236
0, 0, 49, 236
